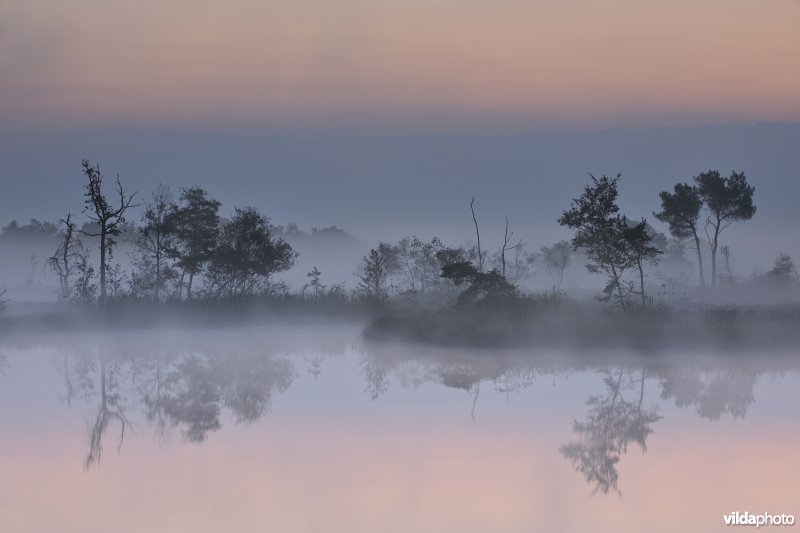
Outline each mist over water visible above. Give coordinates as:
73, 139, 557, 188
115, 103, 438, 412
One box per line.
1, 324, 798, 533
3, 0, 800, 527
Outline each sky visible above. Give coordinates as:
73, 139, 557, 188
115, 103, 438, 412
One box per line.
2, 0, 800, 133
0, 0, 798, 276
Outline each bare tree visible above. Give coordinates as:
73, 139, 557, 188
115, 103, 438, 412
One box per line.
499, 217, 522, 279
48, 213, 83, 299
79, 160, 139, 307
470, 197, 484, 272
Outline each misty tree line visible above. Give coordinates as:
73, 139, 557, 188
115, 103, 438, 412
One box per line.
1, 160, 797, 314
556, 170, 767, 312
356, 169, 792, 313
44, 160, 299, 308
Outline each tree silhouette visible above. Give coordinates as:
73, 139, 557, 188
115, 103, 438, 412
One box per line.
79, 160, 138, 307
694, 171, 756, 286
654, 183, 705, 286
558, 174, 634, 312
357, 246, 394, 302
48, 213, 83, 300
765, 253, 798, 284
205, 206, 296, 297
440, 261, 517, 307
135, 184, 176, 302
621, 218, 662, 307
169, 187, 221, 299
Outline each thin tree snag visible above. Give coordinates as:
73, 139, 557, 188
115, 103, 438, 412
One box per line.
470, 197, 483, 272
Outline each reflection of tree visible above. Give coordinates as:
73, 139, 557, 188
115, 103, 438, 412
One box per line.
61, 347, 296, 466
359, 349, 551, 422
141, 351, 296, 442
217, 354, 295, 424
61, 352, 131, 470
85, 358, 130, 469
658, 367, 756, 420
560, 367, 661, 495
155, 354, 221, 443
361, 357, 391, 400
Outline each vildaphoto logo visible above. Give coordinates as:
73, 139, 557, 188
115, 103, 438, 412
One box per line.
723, 512, 795, 527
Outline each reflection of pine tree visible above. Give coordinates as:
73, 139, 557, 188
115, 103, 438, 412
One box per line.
560, 367, 661, 495
658, 367, 756, 420
361, 357, 391, 400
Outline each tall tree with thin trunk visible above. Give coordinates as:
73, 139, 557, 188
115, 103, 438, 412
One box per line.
135, 184, 175, 302
654, 183, 705, 286
694, 170, 756, 286
79, 160, 138, 307
621, 218, 662, 307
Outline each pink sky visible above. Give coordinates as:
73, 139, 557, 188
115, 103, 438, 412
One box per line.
2, 0, 799, 132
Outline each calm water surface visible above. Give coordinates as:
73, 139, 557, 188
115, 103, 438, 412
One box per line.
1, 325, 798, 532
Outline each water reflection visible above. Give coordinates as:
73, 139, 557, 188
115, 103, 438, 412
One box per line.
658, 367, 756, 420
39, 340, 793, 495
560, 367, 661, 495
60, 347, 296, 467
355, 346, 787, 495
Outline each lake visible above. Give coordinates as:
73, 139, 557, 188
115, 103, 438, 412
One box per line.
1, 324, 797, 532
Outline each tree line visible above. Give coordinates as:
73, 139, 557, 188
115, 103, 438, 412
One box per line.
3, 159, 795, 314
49, 160, 296, 308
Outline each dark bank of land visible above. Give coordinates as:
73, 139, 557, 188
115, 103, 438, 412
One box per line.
2, 293, 800, 355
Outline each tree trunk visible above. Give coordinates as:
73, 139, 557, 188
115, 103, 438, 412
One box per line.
187, 271, 194, 300
99, 229, 107, 308
470, 197, 483, 272
709, 216, 721, 287
177, 268, 186, 300
154, 246, 161, 302
710, 233, 719, 287
610, 262, 628, 314
638, 257, 646, 307
61, 233, 70, 297
692, 228, 705, 287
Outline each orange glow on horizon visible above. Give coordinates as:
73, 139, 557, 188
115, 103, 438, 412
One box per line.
1, 0, 799, 131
